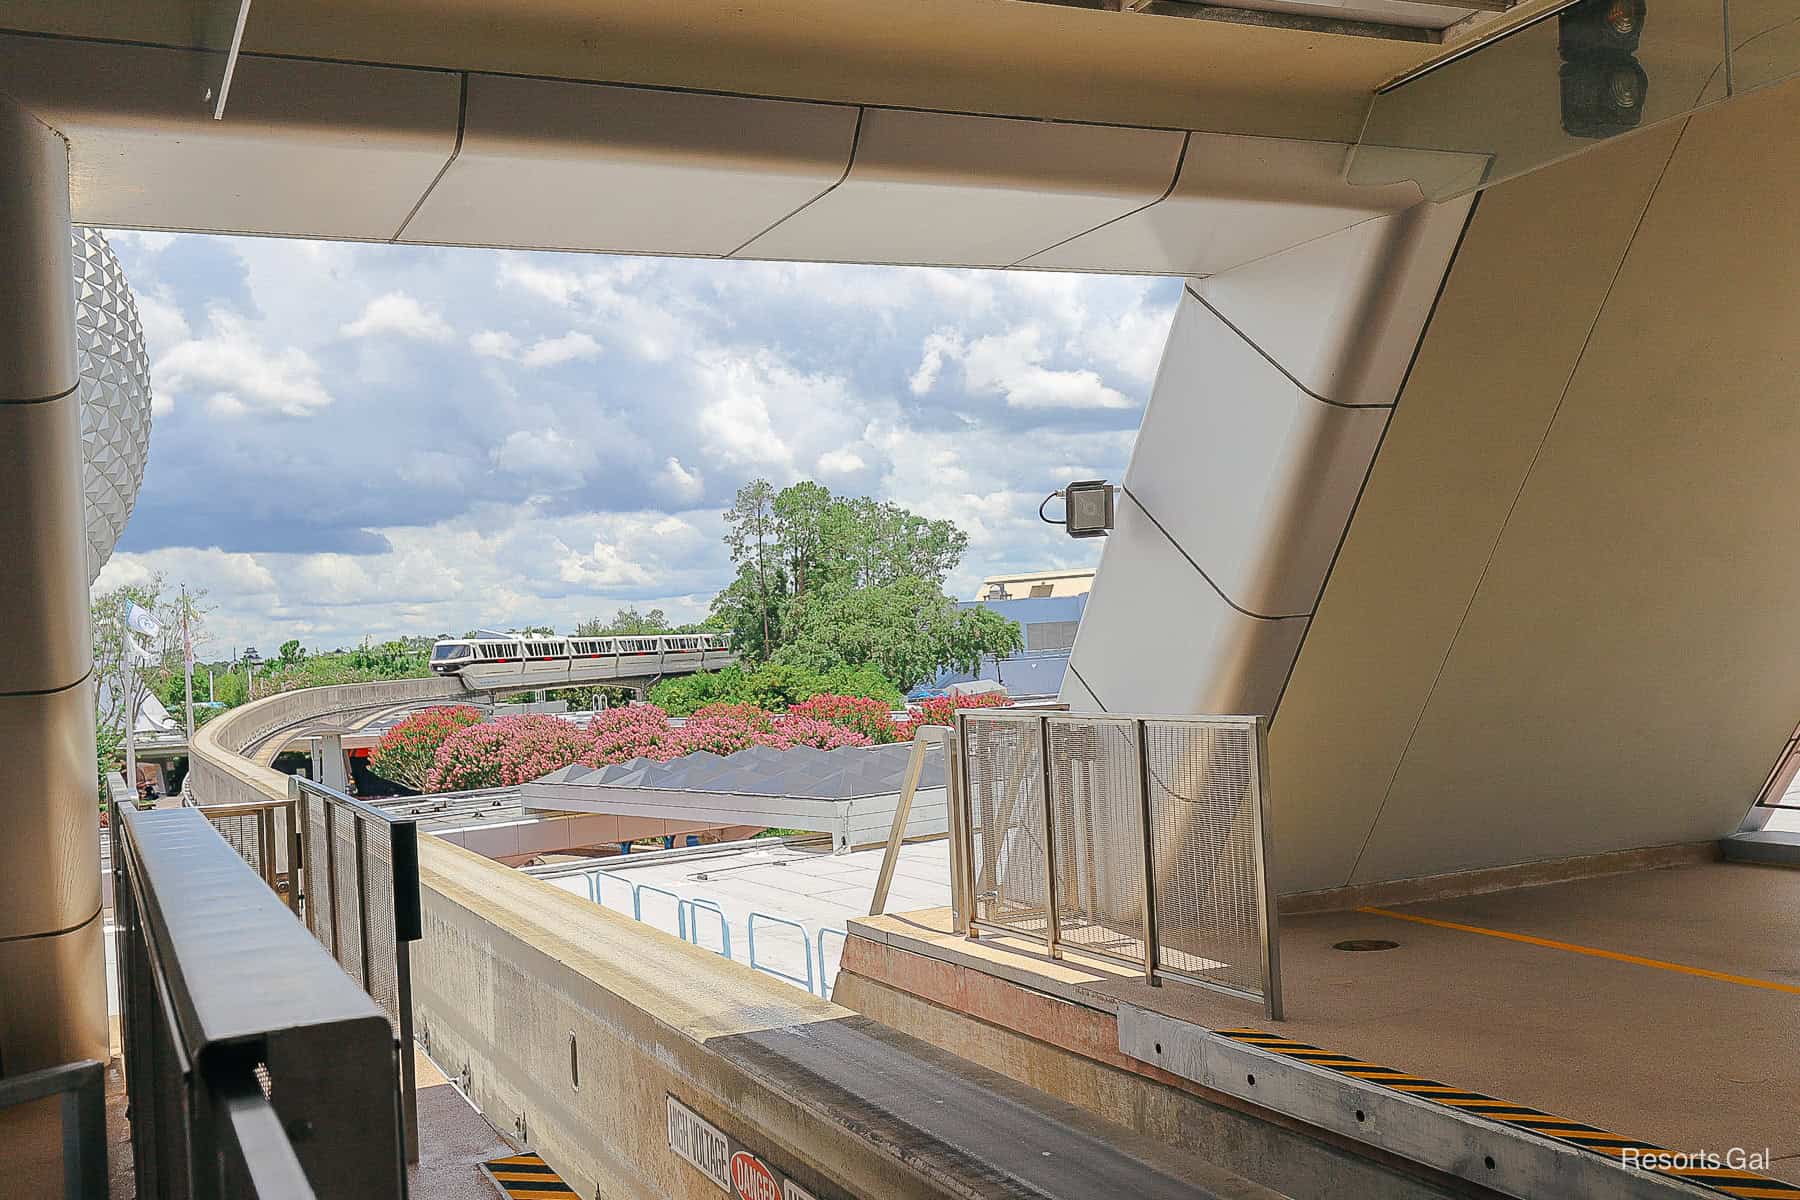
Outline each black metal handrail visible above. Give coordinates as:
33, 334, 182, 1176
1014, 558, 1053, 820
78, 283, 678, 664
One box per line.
115, 804, 408, 1199
289, 775, 423, 1162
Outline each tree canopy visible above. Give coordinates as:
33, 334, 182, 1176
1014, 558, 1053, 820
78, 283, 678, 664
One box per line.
707, 479, 1016, 691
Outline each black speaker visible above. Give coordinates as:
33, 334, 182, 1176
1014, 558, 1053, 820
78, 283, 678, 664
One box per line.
1559, 0, 1649, 139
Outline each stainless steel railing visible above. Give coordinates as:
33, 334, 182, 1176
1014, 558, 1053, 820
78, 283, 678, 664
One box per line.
196, 797, 302, 912
950, 710, 1283, 1019
114, 804, 408, 1199
289, 775, 424, 1163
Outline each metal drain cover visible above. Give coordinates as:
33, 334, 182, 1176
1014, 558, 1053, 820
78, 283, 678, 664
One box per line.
1333, 938, 1400, 952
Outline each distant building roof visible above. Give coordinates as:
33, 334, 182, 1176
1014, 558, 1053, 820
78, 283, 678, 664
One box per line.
979, 567, 1095, 600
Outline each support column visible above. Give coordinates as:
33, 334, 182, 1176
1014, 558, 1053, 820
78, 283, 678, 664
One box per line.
0, 95, 108, 1075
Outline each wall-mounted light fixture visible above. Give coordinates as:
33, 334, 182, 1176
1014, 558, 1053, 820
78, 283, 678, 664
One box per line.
1040, 480, 1117, 539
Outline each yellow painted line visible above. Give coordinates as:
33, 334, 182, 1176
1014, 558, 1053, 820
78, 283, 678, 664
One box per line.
1358, 907, 1800, 996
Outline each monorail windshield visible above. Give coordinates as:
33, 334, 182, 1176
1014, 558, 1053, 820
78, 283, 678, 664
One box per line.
431, 643, 473, 661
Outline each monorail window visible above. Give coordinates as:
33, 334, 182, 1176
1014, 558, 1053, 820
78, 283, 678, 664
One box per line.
430, 643, 468, 662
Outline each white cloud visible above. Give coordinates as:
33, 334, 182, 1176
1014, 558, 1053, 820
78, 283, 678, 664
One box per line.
693, 351, 799, 471
469, 329, 519, 358
817, 448, 867, 475
657, 457, 704, 502
155, 309, 333, 418
340, 291, 453, 342
490, 428, 597, 488
133, 288, 191, 356
909, 330, 959, 395
520, 331, 601, 368
960, 326, 1132, 410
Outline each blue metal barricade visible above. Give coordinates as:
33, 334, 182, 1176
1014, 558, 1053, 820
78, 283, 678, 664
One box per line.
682, 897, 733, 959
634, 883, 687, 939
747, 912, 815, 994
592, 870, 635, 913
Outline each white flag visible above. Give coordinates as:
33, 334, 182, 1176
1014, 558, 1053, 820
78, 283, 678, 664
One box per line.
125, 602, 161, 639
128, 634, 157, 666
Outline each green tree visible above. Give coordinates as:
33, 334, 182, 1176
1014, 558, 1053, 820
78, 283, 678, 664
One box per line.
826, 495, 966, 589
577, 606, 670, 636
772, 576, 1021, 692
722, 479, 779, 654
712, 480, 974, 664
96, 723, 123, 810
772, 480, 833, 598
277, 639, 305, 666
708, 565, 788, 662
648, 661, 903, 715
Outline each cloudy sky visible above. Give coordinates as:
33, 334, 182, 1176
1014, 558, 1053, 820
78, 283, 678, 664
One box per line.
94, 230, 1179, 656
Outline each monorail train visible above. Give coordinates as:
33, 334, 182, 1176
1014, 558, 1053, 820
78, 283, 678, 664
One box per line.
429, 631, 734, 688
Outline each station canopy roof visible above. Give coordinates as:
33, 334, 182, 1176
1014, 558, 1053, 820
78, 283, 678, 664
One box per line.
531, 743, 945, 802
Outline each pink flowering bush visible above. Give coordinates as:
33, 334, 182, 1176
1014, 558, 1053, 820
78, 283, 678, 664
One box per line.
786, 694, 898, 744
428, 714, 590, 791
582, 705, 678, 767
421, 696, 895, 792
895, 692, 1013, 741
667, 712, 769, 757
689, 702, 776, 732
369, 705, 484, 792
771, 713, 875, 750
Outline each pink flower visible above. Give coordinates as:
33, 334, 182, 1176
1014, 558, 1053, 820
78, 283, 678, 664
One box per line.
429, 714, 590, 791
894, 692, 1012, 741
786, 694, 898, 743
770, 714, 874, 750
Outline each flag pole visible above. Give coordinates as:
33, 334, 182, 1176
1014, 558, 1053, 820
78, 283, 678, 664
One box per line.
182, 584, 195, 748
123, 658, 137, 807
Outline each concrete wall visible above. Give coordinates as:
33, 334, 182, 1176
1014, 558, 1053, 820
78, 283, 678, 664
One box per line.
412, 838, 1279, 1200
188, 675, 469, 806
1270, 76, 1800, 891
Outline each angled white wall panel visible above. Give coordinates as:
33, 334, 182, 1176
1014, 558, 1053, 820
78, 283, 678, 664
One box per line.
1124, 291, 1389, 618
402, 75, 858, 254
1022, 132, 1423, 277
1063, 198, 1471, 724
1195, 199, 1472, 404
1065, 499, 1307, 717
737, 109, 1184, 268
0, 35, 461, 240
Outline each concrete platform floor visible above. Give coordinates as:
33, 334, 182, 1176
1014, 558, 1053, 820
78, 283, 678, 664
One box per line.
865, 860, 1800, 1186
410, 1047, 516, 1199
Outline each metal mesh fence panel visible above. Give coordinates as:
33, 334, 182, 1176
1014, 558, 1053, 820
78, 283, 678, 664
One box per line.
1046, 716, 1147, 966
331, 814, 366, 988
961, 713, 1050, 938
304, 791, 333, 946
1142, 719, 1266, 998
360, 817, 401, 1033
206, 809, 263, 873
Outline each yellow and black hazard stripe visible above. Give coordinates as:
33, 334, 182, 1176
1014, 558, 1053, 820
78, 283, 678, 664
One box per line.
1215, 1029, 1798, 1200
482, 1153, 576, 1199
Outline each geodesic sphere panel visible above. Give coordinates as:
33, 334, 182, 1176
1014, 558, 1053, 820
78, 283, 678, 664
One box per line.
74, 226, 154, 584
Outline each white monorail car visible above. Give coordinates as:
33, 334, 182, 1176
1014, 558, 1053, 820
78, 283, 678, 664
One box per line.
429, 632, 733, 688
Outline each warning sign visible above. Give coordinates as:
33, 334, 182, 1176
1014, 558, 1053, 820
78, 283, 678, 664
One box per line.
667, 1095, 732, 1191
667, 1094, 828, 1200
